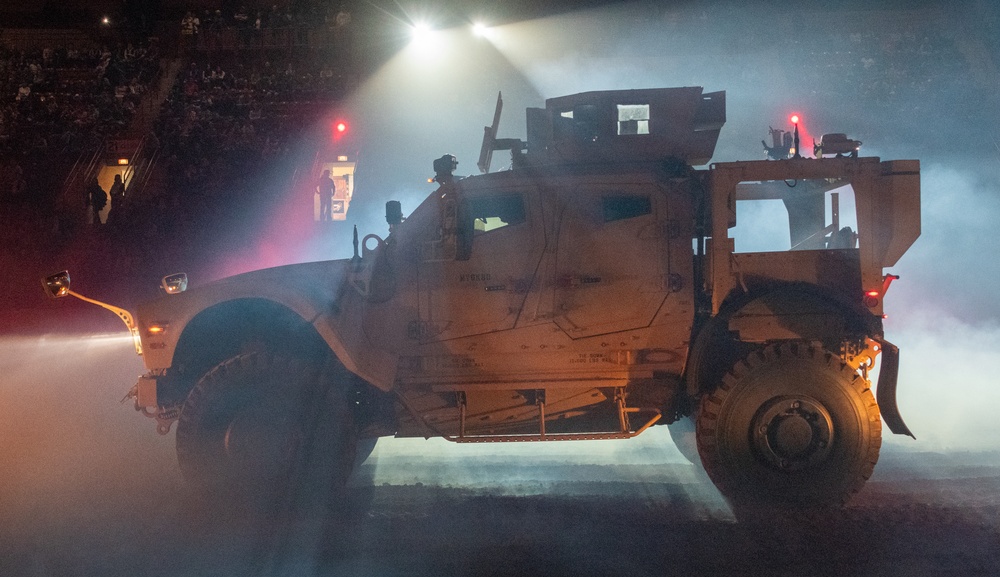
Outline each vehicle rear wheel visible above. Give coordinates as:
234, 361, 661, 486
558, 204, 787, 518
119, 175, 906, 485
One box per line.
176, 351, 356, 504
667, 415, 700, 466
353, 437, 378, 470
696, 342, 881, 510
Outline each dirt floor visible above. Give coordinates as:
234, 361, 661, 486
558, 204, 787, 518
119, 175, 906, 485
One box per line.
2, 447, 1000, 577
2, 332, 999, 577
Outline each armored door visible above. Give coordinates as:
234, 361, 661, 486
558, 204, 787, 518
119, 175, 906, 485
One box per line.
552, 181, 675, 338
416, 179, 545, 342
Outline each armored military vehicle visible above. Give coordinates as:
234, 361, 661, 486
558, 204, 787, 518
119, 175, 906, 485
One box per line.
44, 87, 920, 511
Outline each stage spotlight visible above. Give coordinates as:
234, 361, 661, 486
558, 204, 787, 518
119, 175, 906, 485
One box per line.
411, 22, 433, 44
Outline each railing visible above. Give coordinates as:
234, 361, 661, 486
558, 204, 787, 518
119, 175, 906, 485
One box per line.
61, 146, 103, 203
129, 134, 162, 201
59, 130, 161, 217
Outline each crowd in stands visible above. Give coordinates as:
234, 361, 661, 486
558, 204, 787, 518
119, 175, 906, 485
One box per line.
180, 1, 353, 58
132, 0, 359, 244
146, 52, 355, 238
0, 3, 355, 234
0, 38, 162, 239
0, 40, 161, 159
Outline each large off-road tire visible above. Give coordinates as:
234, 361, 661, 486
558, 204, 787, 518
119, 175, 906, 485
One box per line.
667, 415, 700, 466
175, 351, 356, 505
697, 342, 881, 511
353, 437, 378, 470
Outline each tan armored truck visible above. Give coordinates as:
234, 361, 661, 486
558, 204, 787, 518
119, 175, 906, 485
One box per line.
44, 87, 920, 511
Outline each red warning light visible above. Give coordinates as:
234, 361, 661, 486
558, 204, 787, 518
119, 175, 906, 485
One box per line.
332, 120, 349, 140
863, 289, 880, 308
790, 114, 800, 125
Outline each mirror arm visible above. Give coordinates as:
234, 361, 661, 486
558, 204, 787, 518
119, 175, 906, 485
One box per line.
66, 290, 143, 355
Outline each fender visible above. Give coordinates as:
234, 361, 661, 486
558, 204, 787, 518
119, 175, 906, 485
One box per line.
138, 260, 397, 397
726, 283, 880, 344
684, 283, 881, 397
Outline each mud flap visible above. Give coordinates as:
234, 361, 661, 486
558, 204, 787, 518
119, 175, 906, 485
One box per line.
875, 339, 915, 438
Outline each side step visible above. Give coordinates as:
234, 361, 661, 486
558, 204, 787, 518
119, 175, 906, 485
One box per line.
445, 387, 661, 443
446, 424, 659, 444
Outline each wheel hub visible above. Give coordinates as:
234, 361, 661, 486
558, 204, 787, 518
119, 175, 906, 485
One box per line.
751, 395, 833, 471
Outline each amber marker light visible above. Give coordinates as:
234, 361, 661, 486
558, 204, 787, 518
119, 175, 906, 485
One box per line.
147, 323, 168, 336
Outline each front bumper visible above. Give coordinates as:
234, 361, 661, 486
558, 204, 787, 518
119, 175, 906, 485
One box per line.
134, 373, 159, 409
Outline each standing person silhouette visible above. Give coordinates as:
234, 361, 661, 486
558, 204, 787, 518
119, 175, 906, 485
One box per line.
86, 177, 107, 225
108, 174, 125, 223
316, 169, 335, 221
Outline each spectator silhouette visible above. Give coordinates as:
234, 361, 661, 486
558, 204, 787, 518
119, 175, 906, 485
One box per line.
108, 174, 126, 222
86, 177, 108, 225
316, 169, 334, 221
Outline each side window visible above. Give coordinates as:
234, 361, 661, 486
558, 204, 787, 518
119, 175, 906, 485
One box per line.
468, 194, 526, 233
730, 181, 858, 253
616, 104, 650, 135
602, 194, 651, 222
456, 193, 526, 261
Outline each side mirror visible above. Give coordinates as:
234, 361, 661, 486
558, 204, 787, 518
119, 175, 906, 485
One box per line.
42, 270, 71, 299
161, 273, 188, 294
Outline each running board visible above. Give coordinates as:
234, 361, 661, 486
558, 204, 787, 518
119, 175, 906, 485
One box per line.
445, 412, 662, 443
442, 386, 661, 443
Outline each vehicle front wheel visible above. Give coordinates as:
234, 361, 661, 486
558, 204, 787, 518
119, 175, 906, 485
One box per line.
175, 351, 356, 504
696, 342, 881, 510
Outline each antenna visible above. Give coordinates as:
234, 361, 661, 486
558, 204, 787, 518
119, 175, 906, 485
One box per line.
477, 92, 503, 174
352, 225, 361, 264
